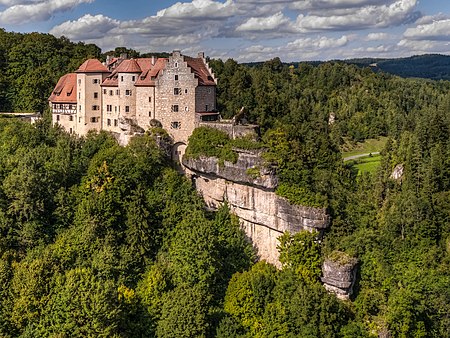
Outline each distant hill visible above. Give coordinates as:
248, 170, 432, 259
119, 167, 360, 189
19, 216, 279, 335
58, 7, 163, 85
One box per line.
245, 54, 450, 81
342, 54, 450, 81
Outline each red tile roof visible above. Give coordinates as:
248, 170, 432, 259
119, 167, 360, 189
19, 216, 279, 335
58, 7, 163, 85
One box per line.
76, 59, 110, 73
114, 59, 142, 73
185, 56, 216, 86
48, 73, 77, 103
135, 58, 167, 87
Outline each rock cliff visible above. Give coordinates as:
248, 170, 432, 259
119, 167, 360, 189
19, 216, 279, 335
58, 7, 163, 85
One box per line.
183, 150, 330, 266
321, 252, 358, 299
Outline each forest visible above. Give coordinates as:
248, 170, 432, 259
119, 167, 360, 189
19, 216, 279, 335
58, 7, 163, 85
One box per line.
0, 30, 449, 337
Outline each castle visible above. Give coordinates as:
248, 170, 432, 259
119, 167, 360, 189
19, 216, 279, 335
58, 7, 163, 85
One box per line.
49, 50, 218, 157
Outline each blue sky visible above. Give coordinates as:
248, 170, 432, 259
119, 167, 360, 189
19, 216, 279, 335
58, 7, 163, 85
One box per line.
0, 0, 449, 62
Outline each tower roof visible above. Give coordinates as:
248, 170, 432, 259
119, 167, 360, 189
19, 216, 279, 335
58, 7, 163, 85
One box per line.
115, 59, 142, 73
76, 59, 110, 73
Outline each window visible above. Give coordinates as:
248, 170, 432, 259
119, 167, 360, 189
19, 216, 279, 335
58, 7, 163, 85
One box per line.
174, 62, 178, 68
121, 76, 124, 82
78, 92, 80, 99
171, 105, 179, 112
148, 111, 152, 117
79, 117, 81, 123
125, 106, 130, 113
107, 119, 111, 126
125, 89, 132, 96
115, 106, 117, 112
69, 105, 73, 110
185, 89, 188, 94
69, 115, 73, 121
205, 105, 209, 111
132, 76, 135, 82
79, 105, 81, 111
94, 92, 98, 99
107, 105, 112, 112
93, 79, 99, 84
116, 89, 120, 95
92, 105, 100, 111
109, 90, 113, 96
114, 119, 118, 127
149, 97, 152, 103
56, 115, 60, 121
69, 128, 73, 134
103, 89, 107, 94
171, 121, 181, 129
90, 117, 98, 123
185, 106, 189, 112
207, 88, 212, 94
78, 79, 81, 85
174, 88, 181, 95
59, 104, 64, 109
174, 75, 179, 81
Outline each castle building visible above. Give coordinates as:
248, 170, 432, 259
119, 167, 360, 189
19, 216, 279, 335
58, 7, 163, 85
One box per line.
49, 51, 218, 151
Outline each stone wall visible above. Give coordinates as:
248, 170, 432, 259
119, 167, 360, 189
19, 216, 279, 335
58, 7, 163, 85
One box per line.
155, 52, 198, 144
197, 121, 259, 140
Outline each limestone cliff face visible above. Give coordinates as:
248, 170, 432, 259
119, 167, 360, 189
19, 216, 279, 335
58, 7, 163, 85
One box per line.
183, 151, 330, 266
183, 149, 277, 189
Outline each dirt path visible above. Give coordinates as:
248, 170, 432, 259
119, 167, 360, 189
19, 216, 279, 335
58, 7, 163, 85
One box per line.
343, 151, 380, 162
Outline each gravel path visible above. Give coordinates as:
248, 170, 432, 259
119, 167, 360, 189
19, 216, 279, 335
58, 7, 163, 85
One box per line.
343, 151, 380, 161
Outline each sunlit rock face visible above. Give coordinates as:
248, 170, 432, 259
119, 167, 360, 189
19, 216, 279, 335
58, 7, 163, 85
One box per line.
183, 152, 330, 266
321, 253, 358, 300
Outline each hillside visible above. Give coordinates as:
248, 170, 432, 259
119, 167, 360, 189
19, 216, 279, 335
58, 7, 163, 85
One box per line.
343, 54, 450, 80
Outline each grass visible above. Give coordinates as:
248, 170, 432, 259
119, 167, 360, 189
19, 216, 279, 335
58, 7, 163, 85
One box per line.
341, 136, 388, 158
349, 154, 382, 175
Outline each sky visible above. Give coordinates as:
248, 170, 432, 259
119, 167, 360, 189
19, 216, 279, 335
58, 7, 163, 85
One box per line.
0, 0, 449, 62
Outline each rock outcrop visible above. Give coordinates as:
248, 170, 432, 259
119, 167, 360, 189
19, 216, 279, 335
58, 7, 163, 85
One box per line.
183, 151, 330, 266
183, 149, 277, 189
321, 252, 358, 299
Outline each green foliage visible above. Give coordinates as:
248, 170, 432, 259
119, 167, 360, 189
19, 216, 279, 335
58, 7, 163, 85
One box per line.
0, 118, 256, 337
157, 284, 210, 338
0, 30, 101, 112
185, 126, 238, 164
277, 231, 322, 283
276, 183, 328, 208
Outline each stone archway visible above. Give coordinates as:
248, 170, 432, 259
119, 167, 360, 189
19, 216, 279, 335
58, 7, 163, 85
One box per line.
172, 142, 187, 164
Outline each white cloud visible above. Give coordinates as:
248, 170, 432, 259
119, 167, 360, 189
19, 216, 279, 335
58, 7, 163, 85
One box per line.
156, 0, 238, 19
286, 35, 349, 50
290, 0, 393, 11
50, 14, 119, 40
236, 12, 292, 32
414, 13, 449, 25
295, 0, 419, 31
366, 32, 389, 40
404, 19, 450, 41
0, 0, 93, 25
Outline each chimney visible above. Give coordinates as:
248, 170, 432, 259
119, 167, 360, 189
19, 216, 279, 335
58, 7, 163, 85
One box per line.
198, 52, 205, 59
120, 53, 128, 60
151, 55, 155, 65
